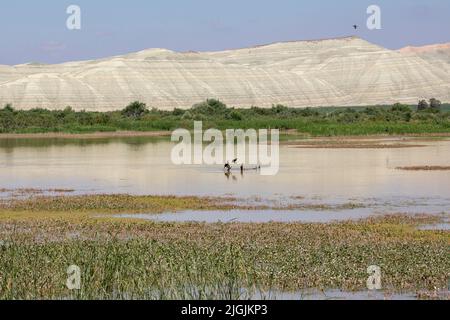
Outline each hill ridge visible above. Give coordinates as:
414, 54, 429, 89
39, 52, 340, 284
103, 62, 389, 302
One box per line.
0, 37, 449, 110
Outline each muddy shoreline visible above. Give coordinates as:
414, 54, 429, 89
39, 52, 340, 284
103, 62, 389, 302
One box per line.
0, 131, 172, 140
1, 131, 449, 140
396, 166, 450, 171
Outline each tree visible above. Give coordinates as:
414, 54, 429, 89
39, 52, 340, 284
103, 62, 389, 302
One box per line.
63, 106, 74, 113
391, 103, 411, 113
429, 98, 441, 111
191, 99, 227, 115
2, 103, 14, 112
172, 108, 185, 116
418, 100, 429, 111
0, 112, 15, 132
56, 106, 74, 120
272, 104, 289, 114
297, 107, 320, 117
229, 110, 243, 121
122, 101, 148, 118
181, 111, 193, 120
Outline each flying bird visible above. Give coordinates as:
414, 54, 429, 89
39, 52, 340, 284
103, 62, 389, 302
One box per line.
353, 25, 358, 30
232, 158, 238, 164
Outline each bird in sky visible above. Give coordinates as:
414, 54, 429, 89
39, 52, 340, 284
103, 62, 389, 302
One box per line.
353, 25, 358, 30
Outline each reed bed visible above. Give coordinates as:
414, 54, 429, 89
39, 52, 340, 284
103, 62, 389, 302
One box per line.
0, 214, 448, 300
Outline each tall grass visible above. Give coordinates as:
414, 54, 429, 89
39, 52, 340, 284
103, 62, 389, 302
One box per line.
0, 215, 448, 300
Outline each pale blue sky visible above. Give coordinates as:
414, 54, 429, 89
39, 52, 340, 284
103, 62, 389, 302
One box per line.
0, 0, 449, 65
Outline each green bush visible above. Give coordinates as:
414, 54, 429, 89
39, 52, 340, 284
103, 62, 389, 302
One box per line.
181, 111, 193, 120
228, 110, 243, 121
121, 101, 148, 118
192, 99, 228, 116
2, 103, 14, 113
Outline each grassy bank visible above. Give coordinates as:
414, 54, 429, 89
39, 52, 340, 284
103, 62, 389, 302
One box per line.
0, 193, 448, 299
1, 100, 449, 137
0, 214, 448, 299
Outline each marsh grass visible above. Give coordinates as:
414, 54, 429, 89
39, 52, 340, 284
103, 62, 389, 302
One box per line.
0, 195, 236, 218
0, 194, 368, 222
0, 215, 448, 300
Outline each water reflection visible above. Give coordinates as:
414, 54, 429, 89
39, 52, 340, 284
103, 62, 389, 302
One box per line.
0, 136, 449, 205
0, 136, 168, 150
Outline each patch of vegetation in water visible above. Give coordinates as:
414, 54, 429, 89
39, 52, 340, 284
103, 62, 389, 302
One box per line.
0, 194, 239, 220
0, 194, 367, 221
396, 166, 450, 171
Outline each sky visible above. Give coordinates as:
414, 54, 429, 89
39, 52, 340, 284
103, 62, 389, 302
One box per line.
0, 0, 449, 65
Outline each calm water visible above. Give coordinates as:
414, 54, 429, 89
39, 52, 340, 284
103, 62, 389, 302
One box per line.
1, 137, 450, 216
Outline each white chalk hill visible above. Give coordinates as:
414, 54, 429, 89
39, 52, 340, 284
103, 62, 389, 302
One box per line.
0, 36, 449, 110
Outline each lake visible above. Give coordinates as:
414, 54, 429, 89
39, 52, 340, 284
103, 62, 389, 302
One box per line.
1, 136, 449, 222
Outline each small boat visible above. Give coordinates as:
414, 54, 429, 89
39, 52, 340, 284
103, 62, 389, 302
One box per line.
223, 164, 261, 172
